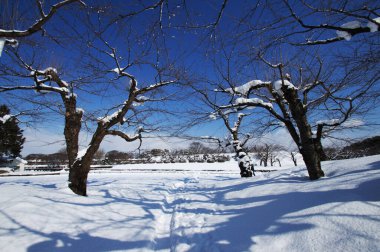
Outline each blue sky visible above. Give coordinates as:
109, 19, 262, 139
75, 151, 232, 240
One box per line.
1, 0, 379, 155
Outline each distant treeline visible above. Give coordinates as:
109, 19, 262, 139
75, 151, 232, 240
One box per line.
325, 136, 380, 160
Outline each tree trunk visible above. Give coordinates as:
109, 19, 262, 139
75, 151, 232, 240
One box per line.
282, 86, 325, 180
299, 139, 325, 180
68, 127, 105, 196
68, 157, 91, 196
63, 97, 82, 182
291, 152, 297, 166
314, 138, 328, 161
232, 140, 254, 177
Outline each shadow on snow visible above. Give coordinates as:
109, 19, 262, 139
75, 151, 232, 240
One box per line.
0, 160, 379, 251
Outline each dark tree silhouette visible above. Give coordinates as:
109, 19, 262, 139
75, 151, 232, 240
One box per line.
0, 105, 25, 158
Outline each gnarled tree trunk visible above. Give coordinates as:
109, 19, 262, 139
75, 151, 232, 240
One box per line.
63, 96, 82, 182
299, 138, 325, 179
283, 85, 325, 180
68, 127, 105, 196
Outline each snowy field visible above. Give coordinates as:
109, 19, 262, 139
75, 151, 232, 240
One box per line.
0, 156, 379, 252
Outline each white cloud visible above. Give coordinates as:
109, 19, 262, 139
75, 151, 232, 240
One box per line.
100, 134, 190, 153
257, 128, 296, 150
22, 128, 66, 156
342, 118, 365, 128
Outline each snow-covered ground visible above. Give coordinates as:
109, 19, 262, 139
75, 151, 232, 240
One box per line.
0, 155, 379, 251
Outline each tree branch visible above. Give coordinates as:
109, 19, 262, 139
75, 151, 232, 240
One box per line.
0, 0, 84, 38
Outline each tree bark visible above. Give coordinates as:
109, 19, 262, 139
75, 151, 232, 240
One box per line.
68, 157, 91, 196
282, 86, 325, 180
68, 127, 105, 196
299, 139, 325, 179
63, 96, 82, 182
314, 138, 328, 161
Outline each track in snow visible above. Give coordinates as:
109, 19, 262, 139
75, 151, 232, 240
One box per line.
150, 176, 220, 252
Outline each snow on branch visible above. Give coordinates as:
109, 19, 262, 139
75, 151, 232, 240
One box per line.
29, 67, 72, 95
97, 109, 122, 124
1, 50, 73, 96
273, 79, 297, 96
235, 97, 273, 109
0, 38, 18, 56
367, 17, 380, 32
336, 21, 361, 41
76, 147, 89, 160
0, 114, 12, 123
284, 0, 379, 45
294, 19, 376, 45
0, 0, 85, 38
137, 80, 177, 95
225, 80, 270, 96
106, 127, 144, 142
231, 112, 246, 133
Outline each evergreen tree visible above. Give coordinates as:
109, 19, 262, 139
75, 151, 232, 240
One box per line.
0, 105, 25, 158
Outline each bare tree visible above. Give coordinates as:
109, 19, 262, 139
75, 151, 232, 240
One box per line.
203, 0, 380, 161
215, 112, 255, 177
252, 143, 283, 167
289, 150, 298, 166
1, 45, 177, 196
0, 0, 184, 195
192, 86, 255, 177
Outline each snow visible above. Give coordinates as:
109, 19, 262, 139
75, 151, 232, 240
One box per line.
273, 79, 296, 96
60, 87, 69, 93
235, 97, 273, 109
7, 38, 18, 48
1, 155, 380, 251
367, 17, 380, 32
98, 109, 121, 123
316, 119, 340, 125
61, 80, 69, 88
76, 147, 88, 160
0, 114, 12, 123
42, 67, 57, 74
336, 21, 361, 41
0, 38, 5, 57
134, 96, 149, 106
136, 95, 149, 101
112, 68, 121, 74
14, 157, 28, 164
65, 92, 77, 99
209, 113, 217, 120
226, 80, 269, 96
